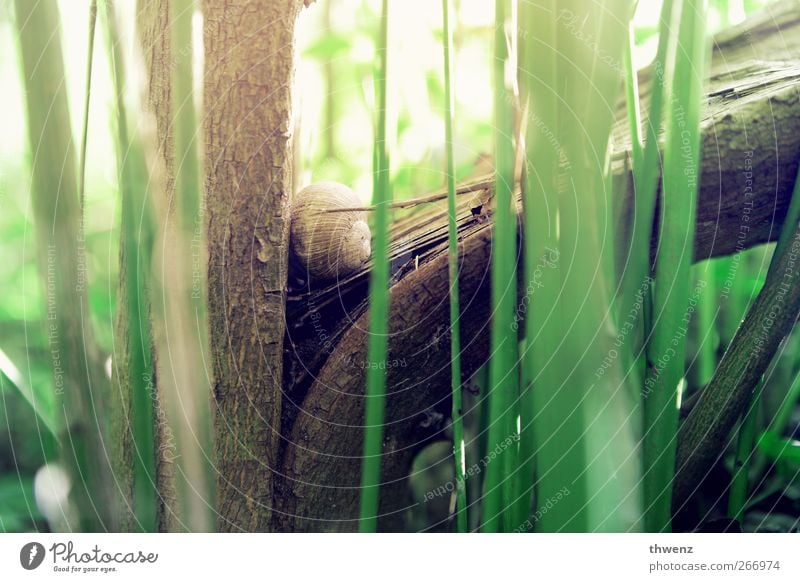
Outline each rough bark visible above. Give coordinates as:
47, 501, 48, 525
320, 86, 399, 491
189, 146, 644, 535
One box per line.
277, 0, 800, 531
110, 243, 136, 532
204, 0, 305, 531
674, 221, 800, 509
277, 223, 498, 531
136, 0, 180, 532
107, 0, 141, 532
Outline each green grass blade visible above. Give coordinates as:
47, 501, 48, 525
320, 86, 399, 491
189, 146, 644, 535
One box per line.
623, 19, 643, 172
78, 0, 98, 213
480, 0, 519, 533
517, 0, 560, 532
643, 0, 708, 532
14, 0, 111, 531
749, 369, 800, 481
556, 0, 640, 532
771, 171, 800, 271
727, 380, 761, 520
359, 0, 391, 532
766, 369, 800, 450
0, 348, 59, 440
172, 1, 202, 230
522, 0, 640, 533
101, 0, 157, 532
619, 0, 681, 340
441, 0, 467, 533
162, 0, 215, 531
689, 261, 717, 388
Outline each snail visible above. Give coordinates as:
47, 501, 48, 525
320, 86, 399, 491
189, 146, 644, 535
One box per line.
289, 173, 499, 281
290, 182, 372, 281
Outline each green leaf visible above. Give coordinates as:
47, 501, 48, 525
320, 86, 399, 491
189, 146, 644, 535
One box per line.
0, 474, 43, 532
303, 34, 353, 60
441, 0, 467, 533
757, 431, 800, 466
0, 348, 59, 439
359, 0, 392, 533
634, 25, 659, 45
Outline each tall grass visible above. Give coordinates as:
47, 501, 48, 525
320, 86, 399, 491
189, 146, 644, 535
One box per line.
480, 0, 518, 533
522, 0, 641, 532
518, 0, 560, 532
623, 17, 643, 172
359, 0, 392, 532
14, 0, 111, 531
619, 0, 680, 356
101, 0, 157, 531
689, 261, 717, 388
77, 0, 98, 213
644, 0, 708, 532
152, 0, 215, 531
441, 0, 467, 533
728, 379, 761, 520
752, 367, 800, 482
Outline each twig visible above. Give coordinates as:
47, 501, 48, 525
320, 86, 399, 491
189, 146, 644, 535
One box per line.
674, 217, 800, 507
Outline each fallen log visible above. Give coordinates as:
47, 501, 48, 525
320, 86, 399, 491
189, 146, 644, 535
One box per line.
275, 0, 800, 531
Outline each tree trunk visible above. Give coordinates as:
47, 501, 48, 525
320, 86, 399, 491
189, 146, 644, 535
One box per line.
136, 0, 181, 532
277, 0, 800, 531
204, 0, 306, 531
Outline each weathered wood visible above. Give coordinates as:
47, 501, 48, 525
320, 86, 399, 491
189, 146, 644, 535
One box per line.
277, 0, 800, 531
674, 221, 800, 510
204, 0, 306, 531
278, 222, 497, 531
136, 0, 180, 534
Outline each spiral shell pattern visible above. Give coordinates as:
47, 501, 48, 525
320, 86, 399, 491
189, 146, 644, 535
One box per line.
290, 182, 371, 280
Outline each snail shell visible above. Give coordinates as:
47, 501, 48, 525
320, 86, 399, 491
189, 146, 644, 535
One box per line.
290, 182, 371, 280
